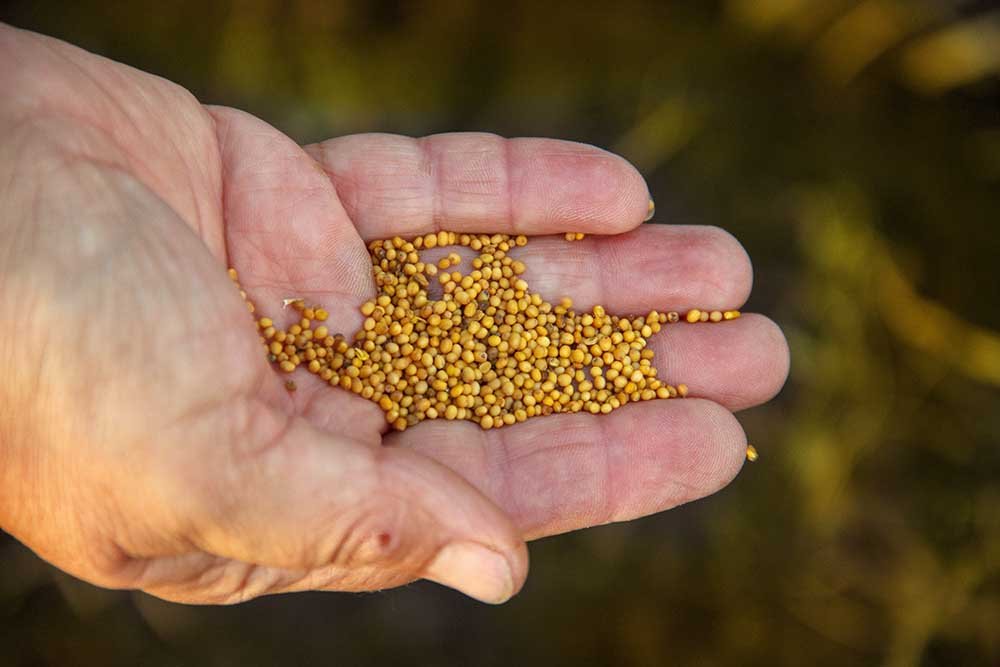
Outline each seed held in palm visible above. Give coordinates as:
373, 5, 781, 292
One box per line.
234, 231, 739, 431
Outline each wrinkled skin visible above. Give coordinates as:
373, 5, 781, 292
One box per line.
0, 24, 789, 604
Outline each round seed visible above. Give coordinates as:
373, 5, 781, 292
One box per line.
244, 228, 708, 431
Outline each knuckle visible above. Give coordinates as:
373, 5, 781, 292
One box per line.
74, 538, 150, 590
326, 498, 435, 573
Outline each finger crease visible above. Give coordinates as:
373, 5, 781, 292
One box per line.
501, 138, 518, 235
419, 137, 444, 235
490, 427, 521, 529
596, 415, 618, 526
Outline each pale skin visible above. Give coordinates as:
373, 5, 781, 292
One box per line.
0, 24, 789, 604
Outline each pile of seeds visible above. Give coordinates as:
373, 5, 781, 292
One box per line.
230, 231, 739, 431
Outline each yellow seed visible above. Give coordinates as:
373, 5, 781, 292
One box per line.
746, 444, 758, 462
248, 230, 726, 431
685, 309, 701, 323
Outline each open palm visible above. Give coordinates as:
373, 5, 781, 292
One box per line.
0, 25, 789, 604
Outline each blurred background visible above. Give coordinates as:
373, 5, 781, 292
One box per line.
2, 1, 999, 665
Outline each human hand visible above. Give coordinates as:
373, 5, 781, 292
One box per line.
0, 25, 789, 604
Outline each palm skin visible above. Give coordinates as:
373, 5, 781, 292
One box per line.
0, 25, 789, 604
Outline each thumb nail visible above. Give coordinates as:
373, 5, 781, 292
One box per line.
424, 541, 515, 604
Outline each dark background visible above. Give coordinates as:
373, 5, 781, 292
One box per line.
2, 1, 999, 665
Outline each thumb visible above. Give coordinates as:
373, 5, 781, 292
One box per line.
174, 412, 528, 604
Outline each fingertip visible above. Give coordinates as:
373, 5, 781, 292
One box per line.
720, 313, 789, 410
636, 398, 747, 500
758, 314, 791, 404
600, 148, 654, 232
716, 226, 754, 308
379, 446, 528, 600
507, 539, 530, 598
423, 540, 525, 604
653, 313, 788, 412
691, 398, 748, 493
510, 139, 651, 234
611, 224, 752, 311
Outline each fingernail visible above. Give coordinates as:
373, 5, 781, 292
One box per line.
424, 542, 514, 604
644, 198, 656, 222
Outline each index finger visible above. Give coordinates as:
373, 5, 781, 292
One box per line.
304, 133, 653, 241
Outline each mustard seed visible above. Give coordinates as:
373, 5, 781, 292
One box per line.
243, 229, 714, 431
